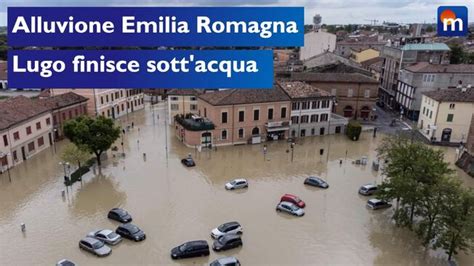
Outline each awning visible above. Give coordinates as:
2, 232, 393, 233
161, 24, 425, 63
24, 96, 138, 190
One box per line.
267, 127, 290, 132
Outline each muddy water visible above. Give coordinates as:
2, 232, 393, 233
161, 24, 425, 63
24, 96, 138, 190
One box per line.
0, 103, 473, 266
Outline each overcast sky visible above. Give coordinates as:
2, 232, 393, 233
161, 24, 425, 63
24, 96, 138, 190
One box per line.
1, 0, 472, 26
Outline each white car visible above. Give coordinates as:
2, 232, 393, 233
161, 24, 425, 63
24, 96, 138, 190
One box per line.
276, 201, 305, 216
211, 221, 243, 239
225, 179, 248, 190
87, 229, 122, 245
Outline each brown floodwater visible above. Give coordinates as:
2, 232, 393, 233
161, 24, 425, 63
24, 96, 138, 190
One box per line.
0, 103, 473, 266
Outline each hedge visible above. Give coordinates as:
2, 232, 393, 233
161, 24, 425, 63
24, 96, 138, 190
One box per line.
346, 121, 362, 141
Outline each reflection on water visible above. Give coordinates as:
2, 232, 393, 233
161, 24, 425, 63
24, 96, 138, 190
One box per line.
0, 104, 472, 265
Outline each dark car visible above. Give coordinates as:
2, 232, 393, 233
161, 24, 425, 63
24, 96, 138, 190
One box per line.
367, 199, 392, 210
212, 234, 243, 252
304, 176, 329, 189
56, 259, 76, 266
181, 158, 196, 167
115, 223, 146, 242
210, 257, 241, 266
107, 208, 132, 223
171, 240, 210, 259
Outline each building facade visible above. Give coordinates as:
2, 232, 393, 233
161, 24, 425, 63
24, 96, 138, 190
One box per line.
300, 30, 336, 61
0, 61, 6, 90
396, 63, 474, 120
1, 96, 53, 172
350, 48, 380, 63
417, 87, 473, 145
167, 89, 202, 125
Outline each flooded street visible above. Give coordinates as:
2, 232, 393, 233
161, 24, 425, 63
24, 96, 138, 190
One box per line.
1, 103, 473, 266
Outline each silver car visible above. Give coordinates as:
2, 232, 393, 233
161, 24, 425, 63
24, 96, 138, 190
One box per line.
210, 256, 241, 266
276, 201, 305, 216
87, 229, 122, 245
225, 179, 248, 190
78, 237, 112, 257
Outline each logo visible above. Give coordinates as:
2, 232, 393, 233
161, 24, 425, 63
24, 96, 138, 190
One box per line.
437, 6, 468, 36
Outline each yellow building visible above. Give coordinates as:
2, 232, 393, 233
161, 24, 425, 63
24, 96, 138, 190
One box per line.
350, 48, 380, 63
418, 87, 474, 144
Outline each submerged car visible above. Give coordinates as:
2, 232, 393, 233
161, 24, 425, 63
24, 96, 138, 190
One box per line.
280, 194, 306, 208
367, 199, 392, 210
171, 240, 210, 259
107, 208, 132, 223
56, 259, 75, 266
181, 158, 196, 167
212, 234, 243, 251
276, 201, 305, 216
225, 179, 248, 190
78, 237, 111, 257
304, 176, 329, 189
210, 257, 241, 266
87, 229, 122, 245
359, 184, 378, 196
115, 223, 146, 242
211, 221, 243, 239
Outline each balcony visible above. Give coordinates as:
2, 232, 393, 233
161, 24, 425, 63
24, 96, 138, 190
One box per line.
265, 121, 290, 132
175, 114, 215, 131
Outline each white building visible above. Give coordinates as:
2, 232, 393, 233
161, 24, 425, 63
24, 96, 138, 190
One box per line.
300, 30, 336, 61
167, 89, 202, 125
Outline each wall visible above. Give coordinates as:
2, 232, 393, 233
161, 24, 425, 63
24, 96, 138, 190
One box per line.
300, 31, 336, 61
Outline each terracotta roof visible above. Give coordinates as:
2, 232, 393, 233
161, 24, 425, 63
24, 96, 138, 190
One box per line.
37, 92, 88, 110
198, 86, 290, 106
278, 81, 331, 99
423, 88, 474, 103
167, 89, 204, 96
0, 61, 6, 80
360, 57, 384, 67
404, 62, 474, 73
291, 72, 378, 84
0, 96, 51, 130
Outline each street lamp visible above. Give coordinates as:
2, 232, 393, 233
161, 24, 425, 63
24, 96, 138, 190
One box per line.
0, 152, 12, 182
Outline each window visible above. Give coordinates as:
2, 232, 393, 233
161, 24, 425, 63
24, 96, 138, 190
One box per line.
13, 151, 17, 161
422, 107, 426, 115
221, 112, 228, 124
301, 115, 309, 123
37, 136, 44, 147
221, 130, 227, 140
311, 114, 319, 123
3, 135, 8, 146
291, 102, 300, 110
449, 103, 455, 109
268, 108, 274, 120
348, 89, 353, 97
365, 89, 370, 98
28, 141, 35, 152
46, 118, 51, 125
120, 91, 123, 97
291, 116, 299, 124
301, 101, 310, 110
447, 114, 454, 122
238, 128, 244, 139
252, 127, 260, 135
321, 100, 329, 108
26, 126, 32, 135
190, 96, 197, 101
69, 110, 72, 119
111, 94, 114, 101
320, 114, 329, 121
429, 110, 433, 119
106, 95, 109, 102
170, 104, 179, 111
190, 104, 197, 111
253, 109, 260, 121
239, 111, 245, 122
62, 113, 66, 120
100, 97, 104, 105
122, 104, 125, 111
311, 128, 315, 135
170, 96, 178, 101
107, 110, 110, 117
36, 122, 41, 130
281, 107, 287, 118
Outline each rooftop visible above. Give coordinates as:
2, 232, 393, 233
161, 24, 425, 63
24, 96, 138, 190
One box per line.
278, 81, 331, 99
401, 43, 450, 51
0, 96, 50, 130
37, 92, 88, 110
291, 72, 378, 84
167, 89, 204, 96
423, 87, 474, 103
198, 86, 290, 106
404, 62, 474, 73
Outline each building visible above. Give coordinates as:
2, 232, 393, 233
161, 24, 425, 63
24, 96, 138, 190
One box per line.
335, 41, 386, 58
360, 57, 384, 81
279, 81, 347, 138
0, 96, 53, 171
175, 86, 291, 147
37, 92, 89, 140
303, 51, 372, 76
396, 63, 474, 120
50, 89, 144, 119
417, 87, 474, 145
167, 89, 203, 125
0, 61, 6, 90
379, 43, 450, 109
350, 48, 380, 63
300, 30, 336, 61
291, 72, 379, 120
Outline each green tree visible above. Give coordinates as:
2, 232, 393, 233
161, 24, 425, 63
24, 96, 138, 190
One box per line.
346, 121, 362, 141
63, 116, 120, 166
60, 143, 91, 168
449, 44, 465, 64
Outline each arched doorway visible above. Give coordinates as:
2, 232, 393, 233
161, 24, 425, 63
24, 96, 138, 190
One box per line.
252, 127, 260, 136
343, 105, 353, 118
360, 106, 370, 119
441, 128, 452, 142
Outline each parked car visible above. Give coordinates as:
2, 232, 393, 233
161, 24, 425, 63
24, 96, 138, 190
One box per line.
211, 221, 243, 239
107, 208, 132, 223
304, 176, 329, 188
225, 178, 248, 190
276, 201, 305, 216
367, 199, 392, 210
210, 257, 241, 266
280, 194, 306, 208
171, 240, 210, 259
56, 259, 75, 266
359, 184, 378, 196
87, 229, 122, 245
181, 158, 196, 167
115, 223, 146, 242
78, 237, 111, 257
212, 234, 243, 251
